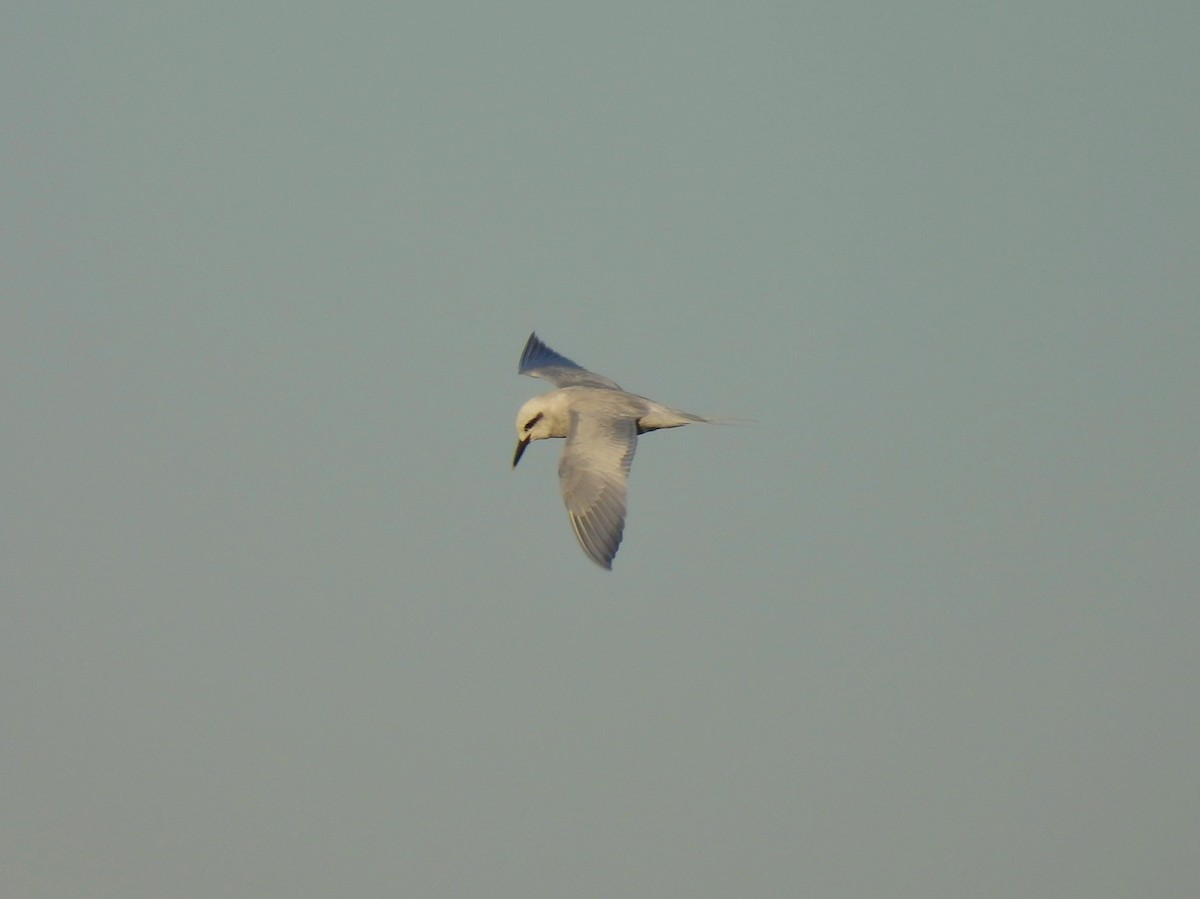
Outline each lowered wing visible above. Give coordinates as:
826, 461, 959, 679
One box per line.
558, 411, 637, 570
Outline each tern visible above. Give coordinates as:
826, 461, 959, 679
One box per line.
512, 332, 712, 570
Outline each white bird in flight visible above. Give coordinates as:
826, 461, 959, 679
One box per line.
512, 332, 712, 570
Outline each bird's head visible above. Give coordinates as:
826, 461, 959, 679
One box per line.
512, 395, 563, 467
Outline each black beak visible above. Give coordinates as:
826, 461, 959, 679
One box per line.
512, 436, 530, 468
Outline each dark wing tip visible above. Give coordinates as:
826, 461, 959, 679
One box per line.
582, 540, 617, 571
518, 332, 623, 390
569, 504, 624, 571
519, 331, 587, 376
519, 332, 545, 372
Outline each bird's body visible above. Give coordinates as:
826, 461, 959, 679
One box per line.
512, 332, 711, 570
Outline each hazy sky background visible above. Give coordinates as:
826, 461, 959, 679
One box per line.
4, 2, 1197, 896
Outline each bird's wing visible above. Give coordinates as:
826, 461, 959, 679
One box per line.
558, 411, 638, 569
518, 332, 622, 390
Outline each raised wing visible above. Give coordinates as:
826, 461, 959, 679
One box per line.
558, 412, 637, 569
518, 332, 622, 390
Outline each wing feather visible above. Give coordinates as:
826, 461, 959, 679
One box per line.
558, 412, 637, 569
518, 333, 622, 390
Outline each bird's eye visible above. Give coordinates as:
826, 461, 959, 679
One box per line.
523, 412, 543, 432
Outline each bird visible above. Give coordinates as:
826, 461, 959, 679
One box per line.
512, 332, 712, 569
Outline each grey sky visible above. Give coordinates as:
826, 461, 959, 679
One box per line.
3, 2, 1198, 896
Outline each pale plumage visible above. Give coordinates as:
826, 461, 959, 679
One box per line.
512, 333, 710, 570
